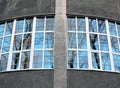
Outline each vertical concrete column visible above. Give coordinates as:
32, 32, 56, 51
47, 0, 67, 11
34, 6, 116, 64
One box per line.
54, 0, 67, 88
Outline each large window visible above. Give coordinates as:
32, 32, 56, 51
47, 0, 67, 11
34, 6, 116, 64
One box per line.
0, 17, 54, 71
67, 17, 120, 72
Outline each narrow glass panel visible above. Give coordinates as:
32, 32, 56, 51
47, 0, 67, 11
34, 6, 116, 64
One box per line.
78, 51, 88, 68
44, 50, 53, 68
99, 35, 109, 51
0, 23, 5, 36
111, 37, 119, 53
20, 51, 30, 69
89, 19, 97, 32
89, 34, 99, 50
68, 32, 77, 49
33, 50, 42, 68
24, 19, 33, 32
67, 18, 76, 31
34, 33, 44, 49
77, 18, 85, 31
68, 50, 77, 68
0, 54, 8, 71
78, 33, 87, 49
117, 23, 120, 36
98, 20, 106, 33
92, 52, 100, 69
36, 18, 44, 31
0, 38, 2, 50
22, 33, 32, 50
109, 22, 117, 36
113, 54, 120, 72
5, 21, 13, 35
15, 20, 24, 33
11, 53, 20, 69
2, 36, 11, 53
45, 32, 54, 48
13, 35, 22, 51
101, 53, 111, 70
46, 17, 54, 31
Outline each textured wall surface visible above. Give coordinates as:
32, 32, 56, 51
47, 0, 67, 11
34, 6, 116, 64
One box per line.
0, 70, 53, 88
67, 0, 120, 21
68, 70, 120, 88
0, 0, 55, 21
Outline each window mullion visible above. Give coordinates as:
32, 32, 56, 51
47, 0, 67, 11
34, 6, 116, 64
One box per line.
7, 20, 16, 71
86, 17, 92, 69
106, 20, 114, 71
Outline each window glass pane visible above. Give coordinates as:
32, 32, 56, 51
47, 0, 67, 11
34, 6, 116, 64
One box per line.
5, 21, 13, 35
46, 18, 54, 31
78, 33, 87, 49
15, 20, 24, 33
78, 51, 88, 68
68, 32, 76, 49
0, 23, 5, 36
101, 53, 111, 70
90, 34, 99, 50
117, 23, 120, 36
111, 37, 119, 53
34, 33, 44, 49
98, 20, 106, 33
2, 36, 11, 53
113, 54, 120, 72
44, 50, 53, 68
89, 19, 97, 32
24, 19, 33, 32
36, 18, 44, 31
45, 32, 54, 48
100, 35, 109, 51
0, 38, 3, 50
22, 33, 32, 50
68, 50, 77, 68
0, 54, 8, 71
67, 18, 76, 31
33, 50, 42, 68
92, 52, 100, 69
77, 18, 85, 31
109, 22, 117, 36
21, 51, 30, 69
13, 35, 22, 51
11, 53, 20, 69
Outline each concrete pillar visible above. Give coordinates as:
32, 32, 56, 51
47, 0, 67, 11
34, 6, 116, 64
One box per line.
54, 0, 67, 88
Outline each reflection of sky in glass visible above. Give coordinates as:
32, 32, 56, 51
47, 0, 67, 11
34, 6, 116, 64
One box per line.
98, 20, 106, 33
117, 23, 120, 36
109, 22, 117, 36
77, 18, 85, 31
0, 24, 5, 36
89, 19, 97, 32
113, 54, 120, 72
78, 51, 88, 68
101, 53, 111, 70
15, 20, 24, 33
5, 21, 13, 35
67, 18, 76, 31
46, 18, 54, 31
36, 18, 44, 31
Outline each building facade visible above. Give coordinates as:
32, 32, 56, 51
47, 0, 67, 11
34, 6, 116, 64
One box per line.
0, 0, 120, 88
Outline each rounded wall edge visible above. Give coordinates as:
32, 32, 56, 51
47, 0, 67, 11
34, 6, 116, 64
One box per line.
0, 0, 55, 21
67, 69, 120, 88
0, 69, 54, 88
67, 0, 120, 21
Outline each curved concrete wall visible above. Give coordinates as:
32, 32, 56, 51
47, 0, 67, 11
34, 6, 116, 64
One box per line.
0, 0, 55, 21
0, 70, 53, 88
67, 70, 120, 88
67, 0, 120, 21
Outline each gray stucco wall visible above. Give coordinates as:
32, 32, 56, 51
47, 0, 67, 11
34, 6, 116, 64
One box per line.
0, 70, 53, 88
67, 70, 120, 88
67, 0, 120, 21
0, 0, 55, 21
